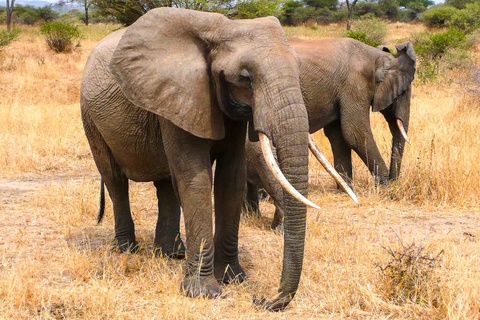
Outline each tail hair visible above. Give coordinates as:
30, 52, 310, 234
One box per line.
96, 178, 106, 224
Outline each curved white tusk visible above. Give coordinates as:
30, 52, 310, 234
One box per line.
308, 136, 359, 205
396, 119, 410, 145
258, 133, 320, 210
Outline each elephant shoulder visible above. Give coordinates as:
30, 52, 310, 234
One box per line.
81, 29, 127, 104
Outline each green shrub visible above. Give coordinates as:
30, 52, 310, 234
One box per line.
413, 28, 469, 81
414, 28, 466, 59
420, 5, 459, 27
439, 47, 472, 71
0, 29, 20, 50
39, 21, 81, 53
234, 0, 282, 19
449, 3, 480, 33
346, 30, 381, 47
376, 240, 443, 306
346, 16, 387, 47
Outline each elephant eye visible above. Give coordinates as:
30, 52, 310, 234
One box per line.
239, 69, 252, 82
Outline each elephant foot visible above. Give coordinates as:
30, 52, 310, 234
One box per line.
115, 238, 139, 253
214, 261, 246, 284
154, 237, 186, 259
180, 275, 221, 299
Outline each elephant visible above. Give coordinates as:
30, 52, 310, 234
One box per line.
80, 8, 322, 311
244, 38, 416, 229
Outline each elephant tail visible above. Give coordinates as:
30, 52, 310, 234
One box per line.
96, 178, 106, 224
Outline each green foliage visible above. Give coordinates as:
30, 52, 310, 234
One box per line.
0, 28, 20, 50
282, 6, 346, 25
234, 0, 282, 18
346, 30, 381, 47
92, 0, 165, 25
397, 0, 434, 9
39, 21, 82, 53
379, 0, 399, 20
13, 4, 59, 25
281, 0, 303, 25
92, 0, 233, 25
414, 28, 466, 59
347, 16, 388, 46
304, 0, 338, 9
449, 3, 480, 33
445, 0, 477, 9
413, 28, 469, 81
420, 5, 459, 28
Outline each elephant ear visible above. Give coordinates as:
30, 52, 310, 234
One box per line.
110, 8, 226, 140
372, 42, 416, 112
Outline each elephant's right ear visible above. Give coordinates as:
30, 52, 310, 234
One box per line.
372, 42, 416, 112
110, 8, 226, 140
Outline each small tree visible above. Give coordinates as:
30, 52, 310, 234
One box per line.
74, 0, 94, 25
6, 0, 15, 32
40, 21, 81, 53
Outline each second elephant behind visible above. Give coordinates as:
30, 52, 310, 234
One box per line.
246, 37, 416, 229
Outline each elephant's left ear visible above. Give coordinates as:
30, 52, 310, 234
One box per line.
372, 42, 416, 112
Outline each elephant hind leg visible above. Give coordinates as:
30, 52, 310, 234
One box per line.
243, 181, 261, 218
153, 178, 186, 259
82, 111, 137, 252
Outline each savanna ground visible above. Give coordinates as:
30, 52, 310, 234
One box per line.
0, 22, 479, 319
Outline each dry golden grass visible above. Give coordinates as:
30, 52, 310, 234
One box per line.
1, 22, 479, 319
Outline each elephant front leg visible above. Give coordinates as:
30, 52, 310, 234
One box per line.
324, 122, 353, 188
340, 110, 389, 185
160, 121, 220, 299
153, 178, 185, 259
213, 123, 247, 284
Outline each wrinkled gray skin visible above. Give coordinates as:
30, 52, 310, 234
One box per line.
81, 8, 310, 311
245, 38, 416, 229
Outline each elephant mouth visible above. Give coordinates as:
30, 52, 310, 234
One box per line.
217, 71, 253, 121
227, 93, 252, 121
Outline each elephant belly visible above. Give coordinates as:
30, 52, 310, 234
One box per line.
89, 99, 171, 182
114, 143, 170, 183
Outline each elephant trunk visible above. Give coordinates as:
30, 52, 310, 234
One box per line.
384, 87, 411, 181
252, 71, 310, 311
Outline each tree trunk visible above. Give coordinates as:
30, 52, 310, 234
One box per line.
346, 11, 352, 30
85, 6, 89, 25
345, 0, 357, 31
6, 0, 15, 32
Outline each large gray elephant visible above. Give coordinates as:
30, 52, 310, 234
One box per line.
81, 8, 320, 311
245, 37, 416, 229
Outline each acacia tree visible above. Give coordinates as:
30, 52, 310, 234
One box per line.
346, 0, 358, 30
6, 0, 15, 31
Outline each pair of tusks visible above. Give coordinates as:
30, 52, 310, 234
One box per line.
258, 133, 359, 210
396, 119, 410, 144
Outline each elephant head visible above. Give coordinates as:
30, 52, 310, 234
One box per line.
108, 8, 313, 310
374, 42, 416, 181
